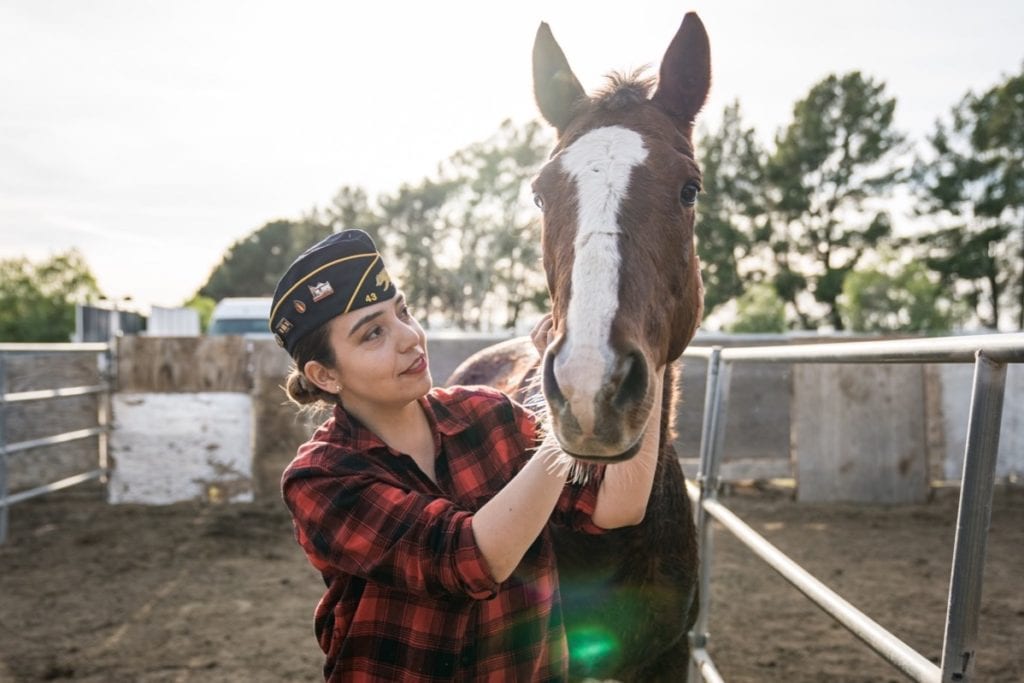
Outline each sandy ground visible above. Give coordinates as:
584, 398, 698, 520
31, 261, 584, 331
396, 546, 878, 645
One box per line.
0, 483, 1020, 683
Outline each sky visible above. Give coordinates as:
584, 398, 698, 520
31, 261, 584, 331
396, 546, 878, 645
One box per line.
2, 0, 1023, 311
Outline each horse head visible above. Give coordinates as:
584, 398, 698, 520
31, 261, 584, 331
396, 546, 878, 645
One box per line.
532, 13, 709, 461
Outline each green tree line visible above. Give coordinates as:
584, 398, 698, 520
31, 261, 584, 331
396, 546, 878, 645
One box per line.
4, 64, 1022, 341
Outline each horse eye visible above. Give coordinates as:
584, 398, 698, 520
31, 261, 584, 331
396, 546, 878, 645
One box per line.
680, 182, 700, 207
533, 193, 545, 211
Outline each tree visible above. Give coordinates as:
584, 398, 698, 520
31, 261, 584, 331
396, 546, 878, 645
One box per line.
766, 72, 905, 330
184, 294, 216, 332
192, 120, 551, 330
197, 219, 331, 300
377, 176, 463, 327
695, 101, 768, 316
443, 119, 550, 330
0, 250, 103, 342
319, 185, 384, 245
914, 63, 1024, 329
727, 283, 787, 333
840, 259, 964, 332
376, 119, 550, 330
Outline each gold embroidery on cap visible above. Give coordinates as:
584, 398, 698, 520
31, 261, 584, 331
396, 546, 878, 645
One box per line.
270, 253, 374, 324
344, 255, 380, 315
375, 269, 392, 291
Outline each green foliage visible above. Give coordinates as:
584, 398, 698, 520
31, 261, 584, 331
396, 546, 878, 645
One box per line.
320, 185, 385, 245
443, 119, 550, 329
377, 176, 463, 326
728, 284, 787, 333
183, 294, 216, 332
376, 119, 551, 329
914, 62, 1024, 330
766, 72, 905, 330
0, 250, 103, 342
695, 102, 767, 314
197, 121, 550, 331
197, 219, 331, 300
840, 260, 963, 332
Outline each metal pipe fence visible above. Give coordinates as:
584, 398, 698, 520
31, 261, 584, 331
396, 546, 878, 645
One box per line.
682, 332, 1024, 683
0, 343, 114, 544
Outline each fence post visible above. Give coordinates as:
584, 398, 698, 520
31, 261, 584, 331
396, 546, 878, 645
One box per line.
688, 348, 731, 680
97, 343, 115, 482
1, 352, 8, 544
940, 351, 1006, 682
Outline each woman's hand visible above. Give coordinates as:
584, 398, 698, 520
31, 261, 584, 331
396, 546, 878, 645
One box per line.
530, 313, 554, 357
591, 365, 665, 529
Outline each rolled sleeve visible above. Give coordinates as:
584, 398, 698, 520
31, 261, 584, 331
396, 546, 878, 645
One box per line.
428, 500, 499, 599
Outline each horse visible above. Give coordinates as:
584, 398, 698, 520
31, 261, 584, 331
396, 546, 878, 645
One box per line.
447, 12, 710, 682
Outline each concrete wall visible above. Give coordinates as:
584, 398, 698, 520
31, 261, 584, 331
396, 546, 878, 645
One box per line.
792, 364, 929, 503
674, 338, 793, 481
938, 363, 1024, 481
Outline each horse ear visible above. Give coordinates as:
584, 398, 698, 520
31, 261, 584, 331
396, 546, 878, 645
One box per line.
533, 22, 586, 134
651, 12, 711, 126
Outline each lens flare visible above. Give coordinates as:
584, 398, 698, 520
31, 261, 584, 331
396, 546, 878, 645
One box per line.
567, 625, 621, 672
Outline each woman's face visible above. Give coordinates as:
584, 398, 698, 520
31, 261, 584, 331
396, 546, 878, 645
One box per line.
319, 292, 432, 413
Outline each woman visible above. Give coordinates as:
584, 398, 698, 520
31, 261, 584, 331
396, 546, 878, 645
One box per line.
273, 229, 663, 682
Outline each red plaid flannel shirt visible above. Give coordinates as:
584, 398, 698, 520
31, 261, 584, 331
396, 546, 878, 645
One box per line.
282, 385, 604, 682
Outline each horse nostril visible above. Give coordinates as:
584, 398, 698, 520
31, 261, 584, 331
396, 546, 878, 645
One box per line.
612, 350, 648, 409
542, 348, 566, 409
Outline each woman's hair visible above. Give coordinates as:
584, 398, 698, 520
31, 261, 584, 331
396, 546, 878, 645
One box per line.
284, 321, 340, 409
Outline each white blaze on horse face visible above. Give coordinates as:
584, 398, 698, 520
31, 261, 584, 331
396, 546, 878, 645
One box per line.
556, 125, 648, 435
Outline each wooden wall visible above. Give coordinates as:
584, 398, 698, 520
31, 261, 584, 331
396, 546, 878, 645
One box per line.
116, 336, 252, 392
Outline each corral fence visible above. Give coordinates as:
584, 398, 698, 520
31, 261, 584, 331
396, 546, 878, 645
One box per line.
683, 333, 1024, 683
0, 343, 114, 544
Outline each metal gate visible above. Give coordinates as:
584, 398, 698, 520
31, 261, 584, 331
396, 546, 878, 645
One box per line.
0, 343, 114, 544
683, 333, 1024, 683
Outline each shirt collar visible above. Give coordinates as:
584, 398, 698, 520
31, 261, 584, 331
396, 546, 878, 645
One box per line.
330, 389, 473, 447
422, 391, 473, 436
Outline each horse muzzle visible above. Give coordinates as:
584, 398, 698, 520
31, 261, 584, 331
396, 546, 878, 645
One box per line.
541, 341, 652, 460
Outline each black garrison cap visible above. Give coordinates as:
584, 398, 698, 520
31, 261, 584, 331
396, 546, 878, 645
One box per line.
270, 230, 395, 354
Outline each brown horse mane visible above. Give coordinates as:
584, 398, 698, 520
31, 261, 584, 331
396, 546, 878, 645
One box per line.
590, 70, 656, 111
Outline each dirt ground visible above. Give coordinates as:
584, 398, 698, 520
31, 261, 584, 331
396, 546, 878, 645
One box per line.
1, 483, 1020, 683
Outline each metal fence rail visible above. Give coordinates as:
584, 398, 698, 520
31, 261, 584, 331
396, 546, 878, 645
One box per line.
0, 343, 113, 544
683, 332, 1024, 683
